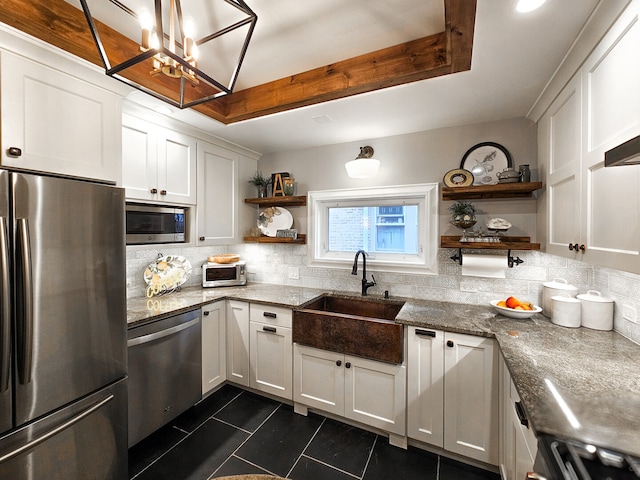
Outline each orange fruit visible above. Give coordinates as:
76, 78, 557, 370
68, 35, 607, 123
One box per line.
497, 300, 507, 308
505, 296, 521, 309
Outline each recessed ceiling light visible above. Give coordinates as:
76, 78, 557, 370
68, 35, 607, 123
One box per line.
515, 0, 547, 13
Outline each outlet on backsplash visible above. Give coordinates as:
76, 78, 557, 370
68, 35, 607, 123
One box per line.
623, 305, 637, 324
460, 280, 478, 293
288, 266, 300, 280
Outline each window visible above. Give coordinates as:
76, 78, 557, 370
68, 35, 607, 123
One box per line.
308, 184, 439, 274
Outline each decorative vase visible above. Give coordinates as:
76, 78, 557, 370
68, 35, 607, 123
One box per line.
283, 177, 295, 196
257, 186, 268, 198
451, 214, 477, 230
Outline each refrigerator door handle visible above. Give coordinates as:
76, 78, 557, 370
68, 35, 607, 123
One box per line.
16, 218, 33, 385
0, 216, 9, 393
0, 393, 114, 464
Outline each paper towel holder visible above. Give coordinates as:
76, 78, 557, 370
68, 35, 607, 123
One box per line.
449, 249, 524, 268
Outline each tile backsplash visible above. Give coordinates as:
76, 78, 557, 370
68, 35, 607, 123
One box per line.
127, 244, 640, 345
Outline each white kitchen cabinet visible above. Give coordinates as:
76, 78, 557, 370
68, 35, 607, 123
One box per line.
407, 327, 498, 465
406, 327, 444, 447
122, 113, 197, 205
202, 301, 226, 396
539, 0, 640, 273
197, 142, 238, 244
249, 304, 293, 400
293, 343, 406, 437
226, 300, 250, 387
499, 354, 537, 480
1, 51, 121, 182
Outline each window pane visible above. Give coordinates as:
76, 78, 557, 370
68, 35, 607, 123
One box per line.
328, 205, 418, 254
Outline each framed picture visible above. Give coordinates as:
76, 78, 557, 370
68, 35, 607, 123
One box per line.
460, 142, 512, 185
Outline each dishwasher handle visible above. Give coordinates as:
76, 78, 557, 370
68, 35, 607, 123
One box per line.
127, 318, 200, 347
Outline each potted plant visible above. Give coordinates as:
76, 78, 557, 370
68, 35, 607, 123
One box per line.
449, 200, 477, 229
248, 171, 272, 198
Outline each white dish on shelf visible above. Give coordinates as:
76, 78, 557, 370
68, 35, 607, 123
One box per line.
490, 300, 541, 319
258, 206, 293, 237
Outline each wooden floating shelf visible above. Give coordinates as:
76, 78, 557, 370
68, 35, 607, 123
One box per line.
440, 235, 540, 250
442, 182, 542, 200
244, 195, 306, 207
243, 234, 306, 244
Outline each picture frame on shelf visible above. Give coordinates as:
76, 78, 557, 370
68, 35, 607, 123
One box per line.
460, 142, 512, 185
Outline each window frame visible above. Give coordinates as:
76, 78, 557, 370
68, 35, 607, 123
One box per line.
308, 183, 439, 275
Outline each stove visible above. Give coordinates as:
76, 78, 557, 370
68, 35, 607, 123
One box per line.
537, 434, 640, 479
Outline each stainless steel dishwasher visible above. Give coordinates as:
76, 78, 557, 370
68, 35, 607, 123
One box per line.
127, 308, 201, 447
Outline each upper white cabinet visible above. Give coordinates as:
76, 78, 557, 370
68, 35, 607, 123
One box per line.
539, 0, 640, 273
197, 142, 238, 244
122, 113, 196, 204
1, 51, 121, 183
407, 327, 498, 465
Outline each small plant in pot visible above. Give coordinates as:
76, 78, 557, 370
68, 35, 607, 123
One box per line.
248, 171, 272, 198
449, 200, 477, 229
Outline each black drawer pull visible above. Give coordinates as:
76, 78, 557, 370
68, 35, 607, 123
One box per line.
262, 326, 276, 333
415, 329, 436, 337
203, 311, 210, 316
263, 312, 277, 318
446, 340, 454, 348
515, 401, 529, 428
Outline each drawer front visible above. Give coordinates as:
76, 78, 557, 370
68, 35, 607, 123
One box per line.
250, 303, 292, 328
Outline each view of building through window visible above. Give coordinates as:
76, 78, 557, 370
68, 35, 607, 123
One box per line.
328, 205, 419, 254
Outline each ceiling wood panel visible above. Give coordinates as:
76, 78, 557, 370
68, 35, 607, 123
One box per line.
0, 0, 476, 124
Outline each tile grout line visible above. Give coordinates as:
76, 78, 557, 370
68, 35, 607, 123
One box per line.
297, 453, 362, 480
284, 416, 326, 478
359, 434, 379, 480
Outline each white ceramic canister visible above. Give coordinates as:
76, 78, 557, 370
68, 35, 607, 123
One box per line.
577, 290, 614, 331
551, 294, 581, 328
542, 278, 579, 317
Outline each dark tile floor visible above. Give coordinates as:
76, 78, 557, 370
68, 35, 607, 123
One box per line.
129, 384, 501, 480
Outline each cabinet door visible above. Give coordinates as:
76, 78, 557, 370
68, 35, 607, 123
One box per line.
580, 2, 640, 272
293, 344, 344, 416
407, 327, 444, 446
544, 74, 582, 258
157, 127, 197, 205
197, 142, 238, 244
1, 51, 120, 182
202, 301, 226, 396
122, 114, 158, 201
344, 355, 406, 436
444, 333, 498, 465
250, 322, 292, 399
226, 300, 250, 387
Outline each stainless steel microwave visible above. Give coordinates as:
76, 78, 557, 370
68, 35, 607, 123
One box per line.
202, 261, 247, 287
125, 204, 186, 245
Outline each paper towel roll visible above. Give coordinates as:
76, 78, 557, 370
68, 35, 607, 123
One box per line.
461, 253, 508, 278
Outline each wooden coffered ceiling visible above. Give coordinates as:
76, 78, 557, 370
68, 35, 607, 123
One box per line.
0, 0, 476, 125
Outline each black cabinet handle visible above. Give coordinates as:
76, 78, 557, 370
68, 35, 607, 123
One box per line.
263, 312, 277, 318
7, 147, 22, 157
150, 188, 158, 194
569, 243, 586, 252
345, 362, 351, 369
446, 340, 454, 348
160, 190, 167, 196
262, 326, 276, 333
415, 329, 436, 337
515, 401, 529, 428
203, 311, 210, 316
336, 360, 342, 367
199, 236, 205, 241
579, 244, 586, 252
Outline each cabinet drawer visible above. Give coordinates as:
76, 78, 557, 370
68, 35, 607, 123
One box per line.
250, 303, 292, 328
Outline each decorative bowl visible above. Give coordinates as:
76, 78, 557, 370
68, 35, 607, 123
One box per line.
208, 254, 240, 264
490, 300, 542, 319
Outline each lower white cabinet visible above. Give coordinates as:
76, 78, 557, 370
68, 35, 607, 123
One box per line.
499, 354, 537, 480
407, 327, 499, 465
293, 343, 406, 436
249, 304, 293, 400
226, 300, 250, 387
202, 301, 226, 396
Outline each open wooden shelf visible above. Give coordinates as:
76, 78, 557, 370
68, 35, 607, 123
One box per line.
440, 235, 540, 250
243, 234, 306, 244
244, 195, 307, 207
442, 182, 542, 200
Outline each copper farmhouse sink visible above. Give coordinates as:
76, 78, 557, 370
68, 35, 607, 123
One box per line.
293, 294, 405, 364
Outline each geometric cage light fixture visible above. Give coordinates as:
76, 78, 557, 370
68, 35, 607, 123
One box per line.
79, 0, 257, 109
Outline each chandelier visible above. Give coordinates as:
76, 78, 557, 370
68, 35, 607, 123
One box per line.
79, 0, 257, 109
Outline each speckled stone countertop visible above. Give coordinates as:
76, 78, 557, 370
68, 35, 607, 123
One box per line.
127, 284, 640, 458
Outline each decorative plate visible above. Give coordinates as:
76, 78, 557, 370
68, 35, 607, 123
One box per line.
144, 255, 192, 296
258, 206, 293, 237
490, 300, 542, 319
460, 142, 513, 185
443, 168, 474, 187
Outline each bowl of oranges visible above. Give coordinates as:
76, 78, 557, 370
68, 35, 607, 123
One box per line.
490, 297, 542, 319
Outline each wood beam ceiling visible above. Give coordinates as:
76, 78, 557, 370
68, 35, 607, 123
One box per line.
0, 0, 476, 125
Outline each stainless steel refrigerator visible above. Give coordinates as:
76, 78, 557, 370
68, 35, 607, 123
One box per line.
0, 169, 127, 479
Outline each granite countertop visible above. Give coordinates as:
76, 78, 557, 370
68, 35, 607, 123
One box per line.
127, 284, 640, 457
